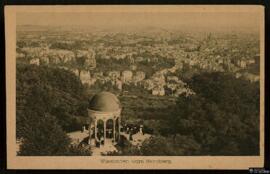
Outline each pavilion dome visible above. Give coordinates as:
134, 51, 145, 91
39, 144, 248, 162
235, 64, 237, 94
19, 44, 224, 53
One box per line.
88, 91, 121, 112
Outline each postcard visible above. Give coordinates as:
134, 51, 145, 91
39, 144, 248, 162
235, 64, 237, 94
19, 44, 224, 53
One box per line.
5, 5, 264, 169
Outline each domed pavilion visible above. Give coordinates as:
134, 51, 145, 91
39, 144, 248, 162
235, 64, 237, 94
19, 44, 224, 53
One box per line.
87, 91, 121, 147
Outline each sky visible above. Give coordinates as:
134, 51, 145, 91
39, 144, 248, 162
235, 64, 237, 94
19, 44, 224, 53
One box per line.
16, 11, 261, 32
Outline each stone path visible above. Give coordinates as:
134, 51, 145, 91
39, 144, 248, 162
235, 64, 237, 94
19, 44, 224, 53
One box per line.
67, 131, 89, 145
67, 130, 151, 156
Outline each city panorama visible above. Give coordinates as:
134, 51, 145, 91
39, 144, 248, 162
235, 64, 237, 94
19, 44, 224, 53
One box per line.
15, 11, 261, 156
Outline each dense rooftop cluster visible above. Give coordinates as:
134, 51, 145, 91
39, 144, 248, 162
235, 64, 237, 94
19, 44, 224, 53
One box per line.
16, 26, 260, 97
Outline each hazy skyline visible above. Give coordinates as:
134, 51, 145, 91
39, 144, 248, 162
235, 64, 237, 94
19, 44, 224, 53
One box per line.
17, 11, 260, 32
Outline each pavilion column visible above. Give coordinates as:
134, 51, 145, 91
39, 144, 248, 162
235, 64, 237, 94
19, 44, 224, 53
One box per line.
113, 118, 116, 141
118, 116, 121, 139
88, 122, 92, 145
94, 119, 97, 141
103, 119, 106, 144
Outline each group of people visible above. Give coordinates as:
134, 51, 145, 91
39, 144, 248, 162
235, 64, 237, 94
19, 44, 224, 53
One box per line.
121, 124, 145, 141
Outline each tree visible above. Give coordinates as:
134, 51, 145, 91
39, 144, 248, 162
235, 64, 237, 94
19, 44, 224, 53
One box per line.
17, 64, 88, 136
161, 72, 259, 155
18, 113, 71, 156
16, 63, 92, 155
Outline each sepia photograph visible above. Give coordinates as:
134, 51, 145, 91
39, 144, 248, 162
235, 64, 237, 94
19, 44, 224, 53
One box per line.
5, 5, 264, 169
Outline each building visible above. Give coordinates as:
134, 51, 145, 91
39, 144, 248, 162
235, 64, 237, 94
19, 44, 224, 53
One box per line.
152, 73, 166, 87
87, 92, 121, 148
80, 70, 91, 85
40, 56, 50, 64
16, 53, 25, 59
237, 60, 247, 68
93, 72, 103, 79
133, 71, 146, 84
243, 73, 260, 83
143, 79, 155, 90
167, 76, 179, 82
108, 71, 121, 81
152, 87, 165, 96
71, 69, 80, 77
235, 72, 242, 79
135, 57, 144, 62
122, 70, 133, 83
115, 79, 123, 90
166, 83, 178, 93
29, 58, 40, 65
130, 65, 137, 71
247, 59, 255, 65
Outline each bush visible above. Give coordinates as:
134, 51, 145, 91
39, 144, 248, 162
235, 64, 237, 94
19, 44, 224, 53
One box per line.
65, 145, 92, 156
140, 136, 178, 156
